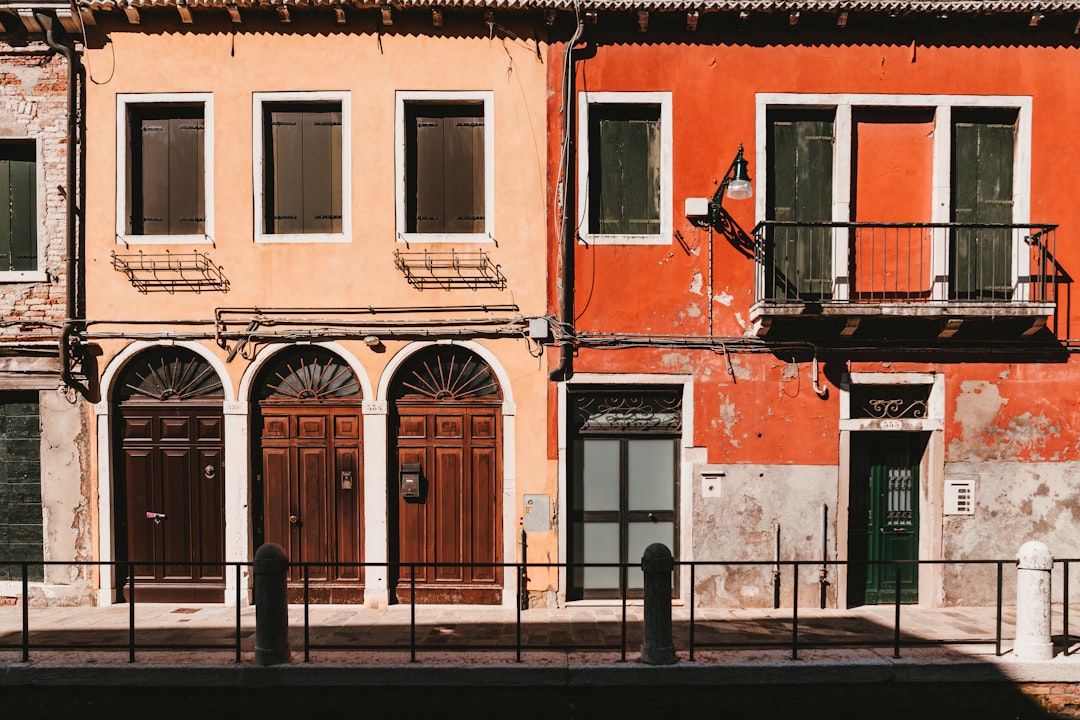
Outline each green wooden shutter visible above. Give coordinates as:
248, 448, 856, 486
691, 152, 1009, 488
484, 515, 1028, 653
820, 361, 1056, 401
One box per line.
768, 113, 833, 300
591, 105, 660, 236
951, 113, 1015, 299
0, 144, 36, 272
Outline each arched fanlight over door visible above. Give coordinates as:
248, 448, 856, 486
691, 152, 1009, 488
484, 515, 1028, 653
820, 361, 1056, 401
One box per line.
390, 345, 502, 402
116, 347, 223, 402
257, 346, 361, 402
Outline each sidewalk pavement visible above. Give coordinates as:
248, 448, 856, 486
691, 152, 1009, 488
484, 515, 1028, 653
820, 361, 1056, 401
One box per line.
4, 602, 1080, 718
1, 601, 1078, 673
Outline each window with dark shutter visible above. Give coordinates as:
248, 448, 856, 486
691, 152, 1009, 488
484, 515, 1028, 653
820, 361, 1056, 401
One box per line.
950, 109, 1016, 300
0, 142, 36, 272
127, 105, 205, 236
405, 103, 485, 234
588, 104, 660, 236
767, 110, 834, 300
263, 103, 343, 235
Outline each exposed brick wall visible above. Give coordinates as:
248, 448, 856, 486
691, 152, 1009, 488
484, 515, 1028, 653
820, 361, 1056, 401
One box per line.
0, 42, 70, 343
1020, 683, 1080, 718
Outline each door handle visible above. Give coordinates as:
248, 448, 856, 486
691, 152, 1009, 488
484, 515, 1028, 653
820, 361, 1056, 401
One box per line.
146, 511, 166, 524
289, 515, 303, 528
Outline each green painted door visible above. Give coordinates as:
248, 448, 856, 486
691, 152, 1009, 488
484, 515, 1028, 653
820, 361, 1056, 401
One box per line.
951, 110, 1015, 300
768, 111, 834, 300
849, 433, 922, 606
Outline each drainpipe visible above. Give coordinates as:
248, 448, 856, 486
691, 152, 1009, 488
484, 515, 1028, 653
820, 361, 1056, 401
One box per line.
36, 10, 89, 399
550, 17, 585, 382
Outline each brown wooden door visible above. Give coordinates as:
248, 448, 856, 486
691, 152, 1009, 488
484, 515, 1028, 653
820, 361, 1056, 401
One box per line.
259, 404, 363, 603
393, 403, 501, 604
118, 402, 225, 603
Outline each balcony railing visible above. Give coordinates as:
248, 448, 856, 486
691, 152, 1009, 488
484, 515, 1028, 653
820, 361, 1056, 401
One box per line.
752, 221, 1058, 309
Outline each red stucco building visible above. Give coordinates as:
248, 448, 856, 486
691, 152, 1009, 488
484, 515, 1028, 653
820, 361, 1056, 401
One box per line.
545, 1, 1080, 607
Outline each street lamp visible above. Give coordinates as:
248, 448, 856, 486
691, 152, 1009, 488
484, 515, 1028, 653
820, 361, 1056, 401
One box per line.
709, 143, 752, 228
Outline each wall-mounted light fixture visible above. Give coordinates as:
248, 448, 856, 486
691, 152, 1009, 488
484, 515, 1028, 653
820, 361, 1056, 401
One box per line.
685, 143, 753, 226
708, 143, 752, 226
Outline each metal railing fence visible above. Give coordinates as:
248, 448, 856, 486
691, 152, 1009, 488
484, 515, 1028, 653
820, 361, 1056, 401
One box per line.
1, 556, 1077, 664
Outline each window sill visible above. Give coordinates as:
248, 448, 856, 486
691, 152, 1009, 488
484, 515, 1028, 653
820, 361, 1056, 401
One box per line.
578, 232, 669, 246
397, 231, 493, 245
116, 234, 213, 246
0, 271, 47, 283
254, 232, 350, 244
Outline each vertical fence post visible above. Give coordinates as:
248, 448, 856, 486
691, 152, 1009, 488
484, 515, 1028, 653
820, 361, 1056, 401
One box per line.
688, 562, 696, 662
519, 528, 529, 612
792, 561, 799, 661
620, 561, 628, 663
234, 563, 242, 663
1064, 560, 1071, 657
996, 561, 1003, 657
893, 563, 902, 659
409, 565, 417, 664
640, 543, 676, 665
302, 565, 310, 663
253, 542, 291, 666
21, 561, 29, 662
128, 561, 136, 663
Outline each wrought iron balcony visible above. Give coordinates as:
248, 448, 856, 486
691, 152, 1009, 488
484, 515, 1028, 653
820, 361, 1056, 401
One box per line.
750, 221, 1059, 338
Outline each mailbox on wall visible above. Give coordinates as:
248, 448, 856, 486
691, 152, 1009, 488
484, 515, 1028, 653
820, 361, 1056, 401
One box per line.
400, 462, 422, 499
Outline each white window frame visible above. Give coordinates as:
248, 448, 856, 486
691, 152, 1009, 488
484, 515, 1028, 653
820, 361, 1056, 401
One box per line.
253, 91, 351, 245
577, 91, 672, 246
755, 93, 1032, 302
115, 93, 214, 246
0, 137, 45, 282
395, 90, 495, 245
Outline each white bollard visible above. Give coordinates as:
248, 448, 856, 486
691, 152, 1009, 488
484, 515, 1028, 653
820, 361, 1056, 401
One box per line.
1014, 540, 1054, 661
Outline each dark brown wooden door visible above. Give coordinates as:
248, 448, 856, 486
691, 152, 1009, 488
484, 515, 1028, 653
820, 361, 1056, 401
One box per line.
118, 402, 225, 603
260, 404, 363, 603
393, 403, 501, 604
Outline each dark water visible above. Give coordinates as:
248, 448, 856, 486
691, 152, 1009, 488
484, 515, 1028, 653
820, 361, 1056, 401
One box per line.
3, 682, 1061, 719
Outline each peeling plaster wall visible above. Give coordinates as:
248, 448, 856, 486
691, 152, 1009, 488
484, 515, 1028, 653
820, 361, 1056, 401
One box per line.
941, 461, 1080, 606
36, 390, 95, 605
693, 464, 837, 607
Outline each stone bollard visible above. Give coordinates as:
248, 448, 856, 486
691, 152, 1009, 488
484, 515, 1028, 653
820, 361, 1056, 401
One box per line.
1015, 540, 1053, 661
640, 542, 677, 665
254, 542, 291, 666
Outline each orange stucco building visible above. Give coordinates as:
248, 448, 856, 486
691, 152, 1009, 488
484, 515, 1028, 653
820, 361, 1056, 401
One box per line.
68, 1, 553, 607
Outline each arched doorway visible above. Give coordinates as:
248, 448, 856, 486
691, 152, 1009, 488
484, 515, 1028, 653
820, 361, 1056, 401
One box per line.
253, 347, 364, 603
389, 345, 503, 604
113, 347, 225, 603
